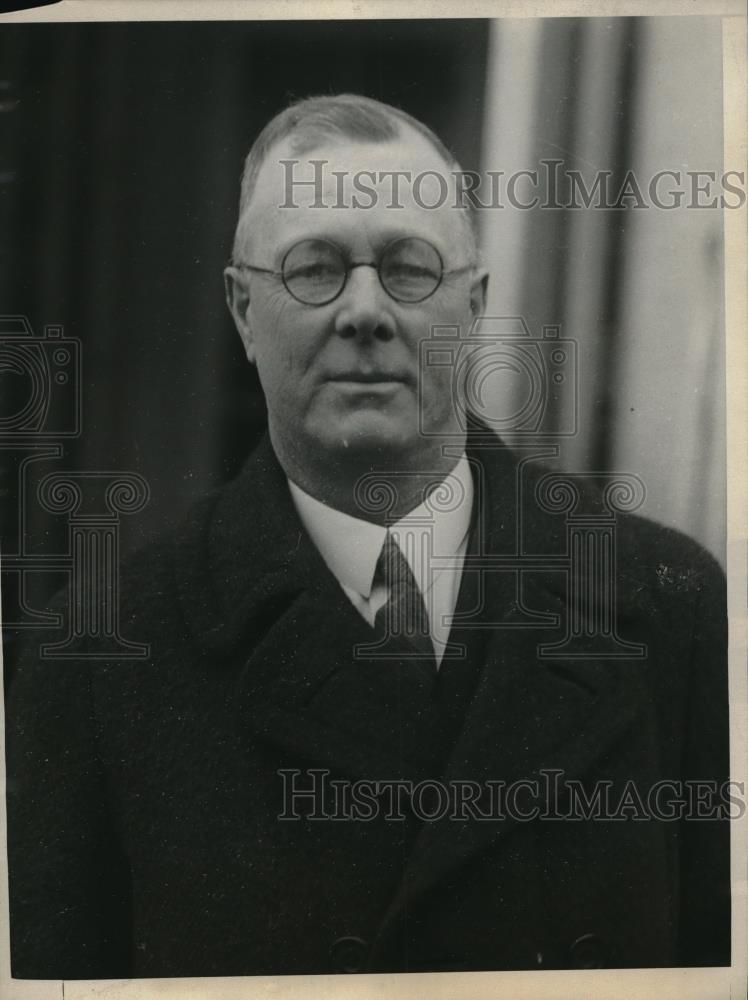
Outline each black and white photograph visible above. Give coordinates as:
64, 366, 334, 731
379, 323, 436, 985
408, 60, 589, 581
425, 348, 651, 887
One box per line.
0, 3, 745, 997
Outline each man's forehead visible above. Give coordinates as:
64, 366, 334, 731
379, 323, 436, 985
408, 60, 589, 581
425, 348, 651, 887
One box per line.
243, 131, 466, 251
255, 129, 455, 198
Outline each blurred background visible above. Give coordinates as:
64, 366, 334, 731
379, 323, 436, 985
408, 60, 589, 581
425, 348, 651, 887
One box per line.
0, 16, 727, 677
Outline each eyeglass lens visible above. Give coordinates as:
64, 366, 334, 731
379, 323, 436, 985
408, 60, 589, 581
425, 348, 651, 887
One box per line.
281, 237, 443, 304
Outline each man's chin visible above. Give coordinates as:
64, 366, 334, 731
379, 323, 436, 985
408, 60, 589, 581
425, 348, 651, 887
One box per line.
308, 412, 420, 462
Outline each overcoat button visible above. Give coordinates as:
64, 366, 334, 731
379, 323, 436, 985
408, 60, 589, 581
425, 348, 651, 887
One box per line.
330, 936, 368, 973
568, 933, 606, 969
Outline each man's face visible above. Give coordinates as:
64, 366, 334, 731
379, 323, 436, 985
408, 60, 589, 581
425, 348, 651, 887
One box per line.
225, 130, 487, 474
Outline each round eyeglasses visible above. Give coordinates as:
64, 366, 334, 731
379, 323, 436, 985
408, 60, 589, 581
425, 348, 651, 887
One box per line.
237, 236, 472, 306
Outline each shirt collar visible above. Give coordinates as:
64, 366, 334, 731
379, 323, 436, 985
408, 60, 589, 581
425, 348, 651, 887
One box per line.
288, 454, 473, 600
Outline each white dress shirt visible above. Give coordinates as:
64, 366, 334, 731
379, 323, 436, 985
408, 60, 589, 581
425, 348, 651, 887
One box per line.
288, 455, 473, 667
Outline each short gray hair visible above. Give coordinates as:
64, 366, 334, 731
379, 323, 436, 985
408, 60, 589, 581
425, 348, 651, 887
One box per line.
231, 93, 478, 264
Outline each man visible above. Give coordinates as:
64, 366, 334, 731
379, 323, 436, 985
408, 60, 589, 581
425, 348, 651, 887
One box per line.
6, 94, 730, 977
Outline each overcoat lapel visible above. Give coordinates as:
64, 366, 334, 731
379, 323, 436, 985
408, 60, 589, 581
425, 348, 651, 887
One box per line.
235, 582, 447, 783
175, 435, 445, 784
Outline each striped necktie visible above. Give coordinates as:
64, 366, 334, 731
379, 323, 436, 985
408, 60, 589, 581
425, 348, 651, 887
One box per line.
373, 532, 437, 673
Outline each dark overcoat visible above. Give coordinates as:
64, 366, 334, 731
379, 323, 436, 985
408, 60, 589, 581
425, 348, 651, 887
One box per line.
6, 433, 730, 978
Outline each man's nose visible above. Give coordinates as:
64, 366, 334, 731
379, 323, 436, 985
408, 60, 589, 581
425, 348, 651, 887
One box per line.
333, 264, 396, 341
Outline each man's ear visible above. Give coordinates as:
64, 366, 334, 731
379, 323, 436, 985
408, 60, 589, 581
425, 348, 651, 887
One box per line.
223, 266, 256, 364
469, 268, 489, 320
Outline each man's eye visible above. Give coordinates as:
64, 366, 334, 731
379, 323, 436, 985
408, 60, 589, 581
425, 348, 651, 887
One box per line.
387, 264, 437, 280
289, 263, 339, 281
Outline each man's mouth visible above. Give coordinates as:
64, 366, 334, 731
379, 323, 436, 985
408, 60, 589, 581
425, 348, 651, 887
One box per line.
329, 372, 410, 384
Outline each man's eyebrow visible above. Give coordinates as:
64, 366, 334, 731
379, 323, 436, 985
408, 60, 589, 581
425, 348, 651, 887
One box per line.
273, 227, 451, 258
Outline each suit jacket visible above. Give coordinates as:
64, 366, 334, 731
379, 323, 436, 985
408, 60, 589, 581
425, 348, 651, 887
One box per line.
6, 431, 730, 978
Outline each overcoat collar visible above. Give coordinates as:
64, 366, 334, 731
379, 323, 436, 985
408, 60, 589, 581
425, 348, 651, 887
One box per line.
174, 429, 536, 654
